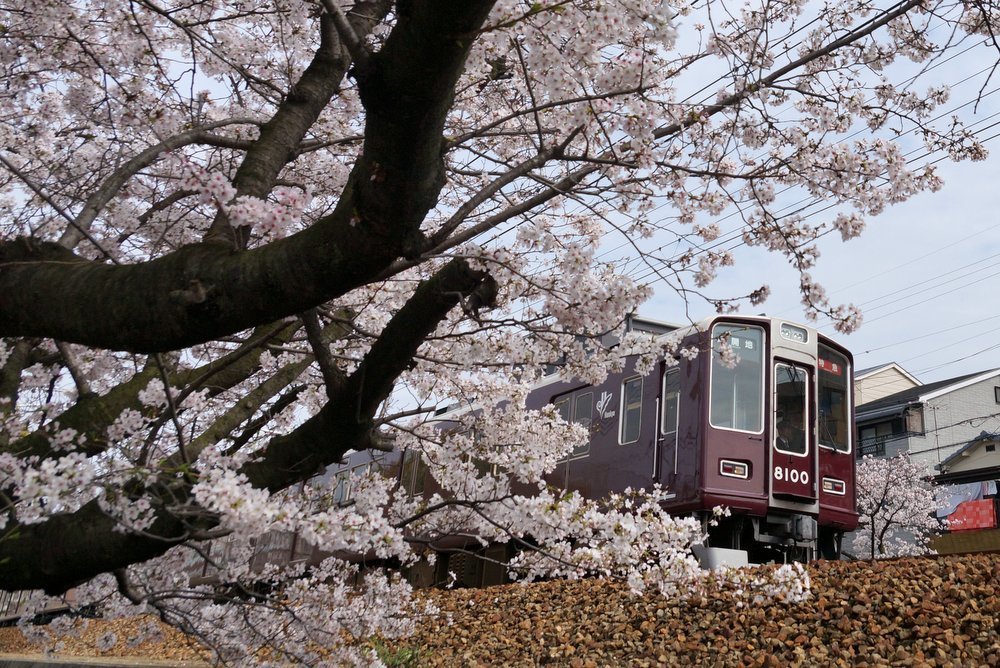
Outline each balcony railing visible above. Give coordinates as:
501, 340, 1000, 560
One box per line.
858, 434, 888, 458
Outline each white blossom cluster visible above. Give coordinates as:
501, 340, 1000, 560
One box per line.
178, 160, 312, 238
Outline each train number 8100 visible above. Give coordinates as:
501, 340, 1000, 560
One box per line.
773, 466, 809, 484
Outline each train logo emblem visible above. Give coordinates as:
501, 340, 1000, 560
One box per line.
596, 391, 616, 419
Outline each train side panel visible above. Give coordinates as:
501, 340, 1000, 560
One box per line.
816, 338, 859, 550
538, 359, 662, 501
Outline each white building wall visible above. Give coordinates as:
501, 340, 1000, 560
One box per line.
902, 374, 1000, 467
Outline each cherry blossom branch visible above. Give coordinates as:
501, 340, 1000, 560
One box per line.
300, 308, 346, 398
651, 0, 925, 142
0, 152, 115, 261
173, 357, 313, 467
425, 144, 565, 251
57, 117, 258, 250
224, 385, 308, 455
3, 323, 295, 461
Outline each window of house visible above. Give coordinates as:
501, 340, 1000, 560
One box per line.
904, 406, 924, 435
661, 369, 680, 435
858, 422, 892, 457
995, 386, 1000, 404
620, 377, 643, 444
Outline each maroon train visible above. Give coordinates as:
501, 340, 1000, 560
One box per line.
324, 314, 858, 584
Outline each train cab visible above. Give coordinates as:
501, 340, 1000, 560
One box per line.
660, 316, 858, 561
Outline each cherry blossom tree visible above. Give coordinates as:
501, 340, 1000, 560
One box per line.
0, 0, 994, 662
852, 454, 940, 559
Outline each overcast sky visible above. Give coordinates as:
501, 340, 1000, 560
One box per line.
638, 45, 1000, 386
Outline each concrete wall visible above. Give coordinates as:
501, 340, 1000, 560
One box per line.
893, 374, 1000, 467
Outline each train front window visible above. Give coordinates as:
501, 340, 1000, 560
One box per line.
709, 325, 764, 433
774, 363, 808, 455
818, 345, 851, 452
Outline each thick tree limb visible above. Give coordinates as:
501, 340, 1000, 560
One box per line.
0, 258, 495, 593
0, 497, 194, 595
206, 1, 391, 246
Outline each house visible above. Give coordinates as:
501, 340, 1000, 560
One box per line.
854, 368, 1000, 554
936, 430, 1000, 484
854, 368, 1000, 465
854, 362, 922, 405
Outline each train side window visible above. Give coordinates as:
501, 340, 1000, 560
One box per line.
572, 392, 593, 457
401, 450, 428, 496
332, 471, 349, 505
661, 369, 680, 435
709, 324, 764, 433
553, 392, 592, 458
620, 377, 643, 444
339, 463, 373, 504
818, 344, 851, 453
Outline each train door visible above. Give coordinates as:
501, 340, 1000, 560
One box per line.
655, 365, 680, 489
771, 362, 817, 501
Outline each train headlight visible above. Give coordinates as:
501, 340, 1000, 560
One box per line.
822, 477, 846, 495
719, 459, 750, 479
779, 323, 809, 344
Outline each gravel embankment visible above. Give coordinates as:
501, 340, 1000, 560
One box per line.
404, 554, 1000, 667
1, 553, 997, 667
